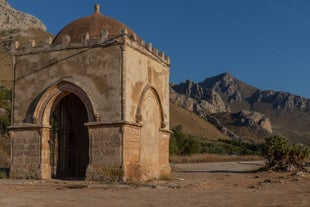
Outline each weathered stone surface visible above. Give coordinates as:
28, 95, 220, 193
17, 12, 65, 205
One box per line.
170, 87, 242, 141
250, 90, 310, 111
170, 83, 229, 114
10, 5, 171, 181
0, 0, 46, 31
10, 128, 41, 179
234, 110, 273, 134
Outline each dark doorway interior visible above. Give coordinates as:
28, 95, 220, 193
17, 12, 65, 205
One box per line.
50, 93, 89, 179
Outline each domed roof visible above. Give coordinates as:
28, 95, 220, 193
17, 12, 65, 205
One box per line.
53, 5, 137, 44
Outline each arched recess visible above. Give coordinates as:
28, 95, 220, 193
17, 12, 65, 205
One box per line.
135, 86, 165, 128
135, 86, 164, 179
31, 78, 99, 179
33, 78, 99, 125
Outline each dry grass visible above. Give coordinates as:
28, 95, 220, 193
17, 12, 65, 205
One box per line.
169, 153, 263, 164
170, 102, 229, 141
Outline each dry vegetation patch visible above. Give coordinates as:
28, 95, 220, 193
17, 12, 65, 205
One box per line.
170, 153, 262, 164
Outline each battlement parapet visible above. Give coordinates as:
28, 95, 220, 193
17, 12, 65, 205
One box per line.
11, 28, 170, 65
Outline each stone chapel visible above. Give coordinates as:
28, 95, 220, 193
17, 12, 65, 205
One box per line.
9, 5, 171, 181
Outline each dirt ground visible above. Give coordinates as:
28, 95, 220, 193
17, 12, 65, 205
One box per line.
0, 161, 309, 207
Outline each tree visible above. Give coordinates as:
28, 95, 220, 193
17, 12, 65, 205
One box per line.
169, 125, 201, 155
262, 136, 310, 171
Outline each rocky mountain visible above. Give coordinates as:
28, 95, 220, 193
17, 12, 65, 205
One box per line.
198, 72, 310, 112
0, 0, 52, 87
171, 72, 310, 145
0, 0, 46, 31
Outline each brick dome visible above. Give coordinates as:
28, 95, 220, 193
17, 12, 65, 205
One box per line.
53, 5, 137, 44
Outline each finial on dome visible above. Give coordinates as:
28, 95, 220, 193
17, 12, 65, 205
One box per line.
94, 4, 100, 14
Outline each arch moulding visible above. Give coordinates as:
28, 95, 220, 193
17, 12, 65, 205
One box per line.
135, 85, 166, 128
32, 78, 99, 125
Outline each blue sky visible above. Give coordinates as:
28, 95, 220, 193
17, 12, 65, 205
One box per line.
7, 0, 310, 98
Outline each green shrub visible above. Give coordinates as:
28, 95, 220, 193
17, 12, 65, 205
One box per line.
200, 139, 262, 155
0, 168, 9, 179
170, 125, 262, 156
0, 86, 11, 134
262, 136, 310, 171
169, 125, 201, 155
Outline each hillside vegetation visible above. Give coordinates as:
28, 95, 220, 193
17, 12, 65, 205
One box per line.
170, 101, 228, 141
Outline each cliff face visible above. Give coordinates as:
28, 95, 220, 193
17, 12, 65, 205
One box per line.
171, 80, 229, 114
0, 0, 46, 31
171, 72, 310, 144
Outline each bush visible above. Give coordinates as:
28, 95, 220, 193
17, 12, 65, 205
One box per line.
262, 136, 310, 171
170, 125, 262, 156
0, 168, 9, 179
169, 125, 201, 155
0, 86, 11, 134
200, 139, 262, 155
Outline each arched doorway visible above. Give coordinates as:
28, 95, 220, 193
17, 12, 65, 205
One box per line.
50, 93, 89, 179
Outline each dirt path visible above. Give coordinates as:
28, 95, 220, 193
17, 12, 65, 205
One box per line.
0, 161, 309, 207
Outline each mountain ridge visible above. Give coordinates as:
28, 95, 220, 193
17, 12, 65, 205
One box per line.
171, 72, 310, 145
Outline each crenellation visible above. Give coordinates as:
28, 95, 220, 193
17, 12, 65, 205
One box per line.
11, 30, 170, 65
158, 51, 164, 58
164, 55, 170, 64
44, 37, 53, 46
140, 39, 145, 47
152, 48, 158, 56
99, 30, 109, 43
120, 28, 128, 35
62, 35, 71, 44
81, 32, 90, 43
28, 40, 36, 48
146, 43, 152, 51
130, 34, 137, 41
14, 41, 20, 49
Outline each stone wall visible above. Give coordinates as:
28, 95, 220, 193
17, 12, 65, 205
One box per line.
86, 124, 122, 181
123, 40, 170, 128
159, 130, 171, 176
10, 126, 42, 179
13, 46, 122, 125
122, 124, 142, 181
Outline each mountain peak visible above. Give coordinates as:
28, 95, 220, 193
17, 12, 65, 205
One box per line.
219, 72, 233, 78
198, 72, 258, 102
0, 0, 47, 31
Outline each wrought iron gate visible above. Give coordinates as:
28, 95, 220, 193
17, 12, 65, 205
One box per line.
50, 94, 89, 179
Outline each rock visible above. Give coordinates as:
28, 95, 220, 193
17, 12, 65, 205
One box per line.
171, 81, 230, 114
263, 179, 272, 183
294, 172, 305, 177
234, 110, 273, 133
170, 87, 242, 141
0, 0, 46, 31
